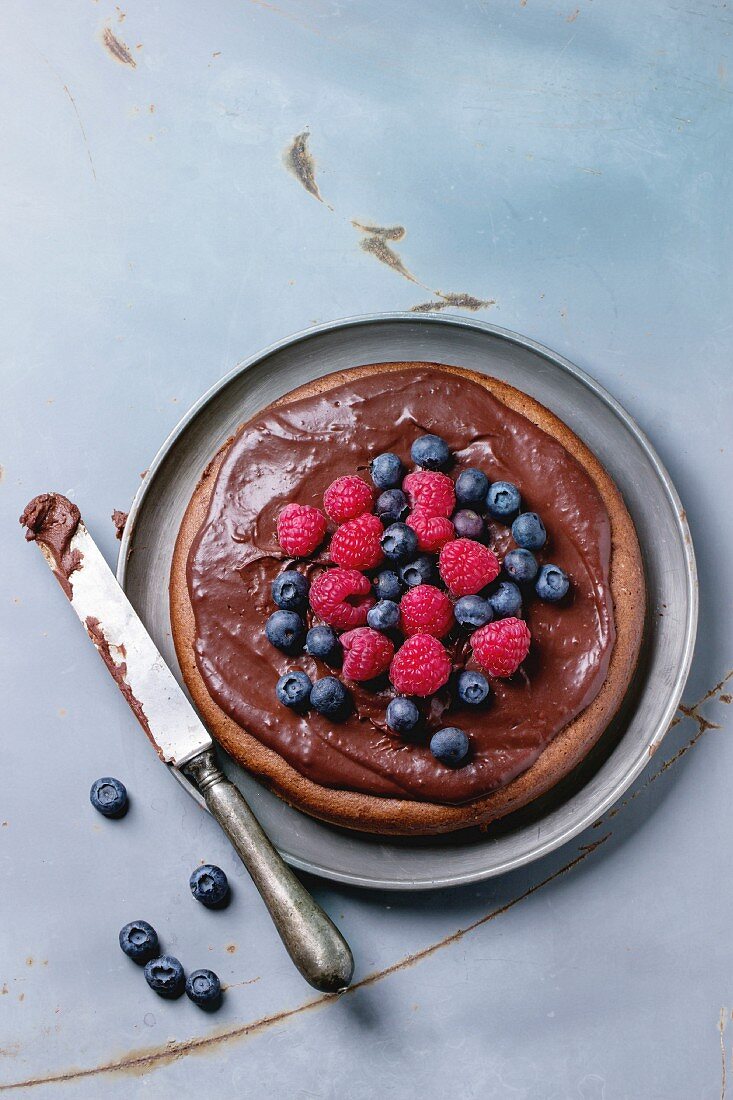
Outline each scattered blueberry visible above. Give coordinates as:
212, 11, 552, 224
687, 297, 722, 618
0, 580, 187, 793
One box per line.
411, 434, 451, 471
489, 581, 523, 619
373, 570, 402, 602
381, 522, 418, 562
375, 489, 409, 524
454, 595, 493, 629
271, 570, 309, 611
486, 481, 521, 520
190, 865, 230, 909
306, 624, 341, 664
119, 920, 159, 964
453, 509, 485, 541
144, 955, 185, 999
503, 548, 539, 584
265, 610, 305, 654
185, 969, 222, 1010
386, 697, 420, 734
457, 670, 490, 706
276, 670, 312, 710
89, 777, 128, 819
310, 676, 351, 720
430, 727, 470, 767
455, 468, 489, 506
370, 452, 404, 490
400, 555, 434, 588
367, 600, 400, 631
536, 564, 570, 602
512, 512, 547, 550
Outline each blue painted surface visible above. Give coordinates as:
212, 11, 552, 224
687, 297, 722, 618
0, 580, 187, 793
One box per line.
1, 1, 731, 1095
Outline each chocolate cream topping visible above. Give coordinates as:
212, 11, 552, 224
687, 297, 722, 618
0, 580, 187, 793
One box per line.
187, 368, 615, 805
20, 493, 82, 598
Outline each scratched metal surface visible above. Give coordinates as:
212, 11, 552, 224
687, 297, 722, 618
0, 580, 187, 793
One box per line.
1, 0, 731, 1096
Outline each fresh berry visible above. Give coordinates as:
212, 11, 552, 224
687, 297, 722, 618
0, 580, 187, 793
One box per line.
381, 522, 418, 562
310, 676, 351, 719
271, 570, 309, 611
411, 434, 451, 470
504, 548, 539, 583
389, 634, 452, 697
472, 617, 531, 677
373, 569, 402, 601
265, 610, 305, 654
455, 468, 489, 506
367, 600, 400, 631
309, 568, 374, 630
119, 920, 159, 964
486, 481, 521, 520
276, 670, 312, 710
370, 452, 404, 490
89, 777, 128, 819
276, 503, 328, 557
190, 864, 230, 909
186, 969, 222, 1010
453, 509, 485, 541
400, 585, 454, 638
512, 512, 546, 550
457, 670, 490, 706
403, 471, 455, 517
400, 555, 435, 588
306, 624, 341, 663
454, 595, 493, 629
323, 475, 374, 524
439, 539, 500, 596
330, 513, 384, 570
386, 697, 420, 734
407, 508, 455, 553
376, 489, 409, 524
489, 581, 523, 619
430, 727, 470, 767
144, 956, 185, 999
341, 627, 394, 681
536, 564, 570, 602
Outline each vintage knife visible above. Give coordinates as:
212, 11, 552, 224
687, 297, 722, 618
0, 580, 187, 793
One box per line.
21, 493, 353, 993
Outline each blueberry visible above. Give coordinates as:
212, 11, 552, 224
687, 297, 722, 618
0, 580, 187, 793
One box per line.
370, 452, 404, 490
430, 727, 470, 767
511, 512, 547, 550
271, 570, 309, 611
386, 697, 420, 734
89, 777, 128, 819
190, 864, 230, 909
503, 548, 539, 584
455, 468, 489, 506
453, 509, 485, 541
486, 481, 521, 520
119, 920, 159, 964
185, 969, 222, 1011
367, 600, 400, 631
310, 676, 351, 720
381, 522, 418, 562
454, 595, 493, 629
375, 489, 409, 525
535, 564, 570, 602
305, 625, 341, 664
373, 570, 402, 602
457, 670, 490, 706
276, 670, 312, 710
265, 610, 305, 654
144, 955, 185, 999
411, 434, 451, 471
400, 555, 434, 588
489, 581, 523, 619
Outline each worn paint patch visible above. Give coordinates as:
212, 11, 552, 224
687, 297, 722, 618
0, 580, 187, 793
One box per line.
352, 222, 418, 285
101, 27, 137, 67
284, 131, 326, 205
411, 293, 495, 314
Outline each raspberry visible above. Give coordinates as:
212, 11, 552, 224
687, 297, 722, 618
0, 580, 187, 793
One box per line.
399, 585, 454, 638
402, 471, 455, 518
309, 568, 374, 630
438, 538, 500, 597
276, 503, 328, 558
323, 475, 375, 524
407, 507, 455, 553
471, 617, 531, 677
341, 627, 395, 681
329, 513, 384, 570
389, 634, 452, 697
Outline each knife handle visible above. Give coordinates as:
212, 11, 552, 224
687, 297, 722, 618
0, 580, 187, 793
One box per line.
185, 749, 354, 994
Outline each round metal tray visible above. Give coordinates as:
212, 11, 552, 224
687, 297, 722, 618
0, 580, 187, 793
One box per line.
118, 314, 697, 890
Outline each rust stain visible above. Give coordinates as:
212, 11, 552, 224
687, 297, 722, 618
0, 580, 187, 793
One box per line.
351, 222, 405, 242
0, 465, 5, 482
221, 976, 261, 991
566, 8, 579, 21
225, 944, 237, 955
284, 131, 328, 206
116, 6, 126, 22
0, 985, 7, 995
721, 694, 732, 705
352, 222, 419, 285
101, 27, 137, 67
411, 293, 495, 314
111, 510, 128, 540
720, 1007, 728, 1100
25, 958, 33, 967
